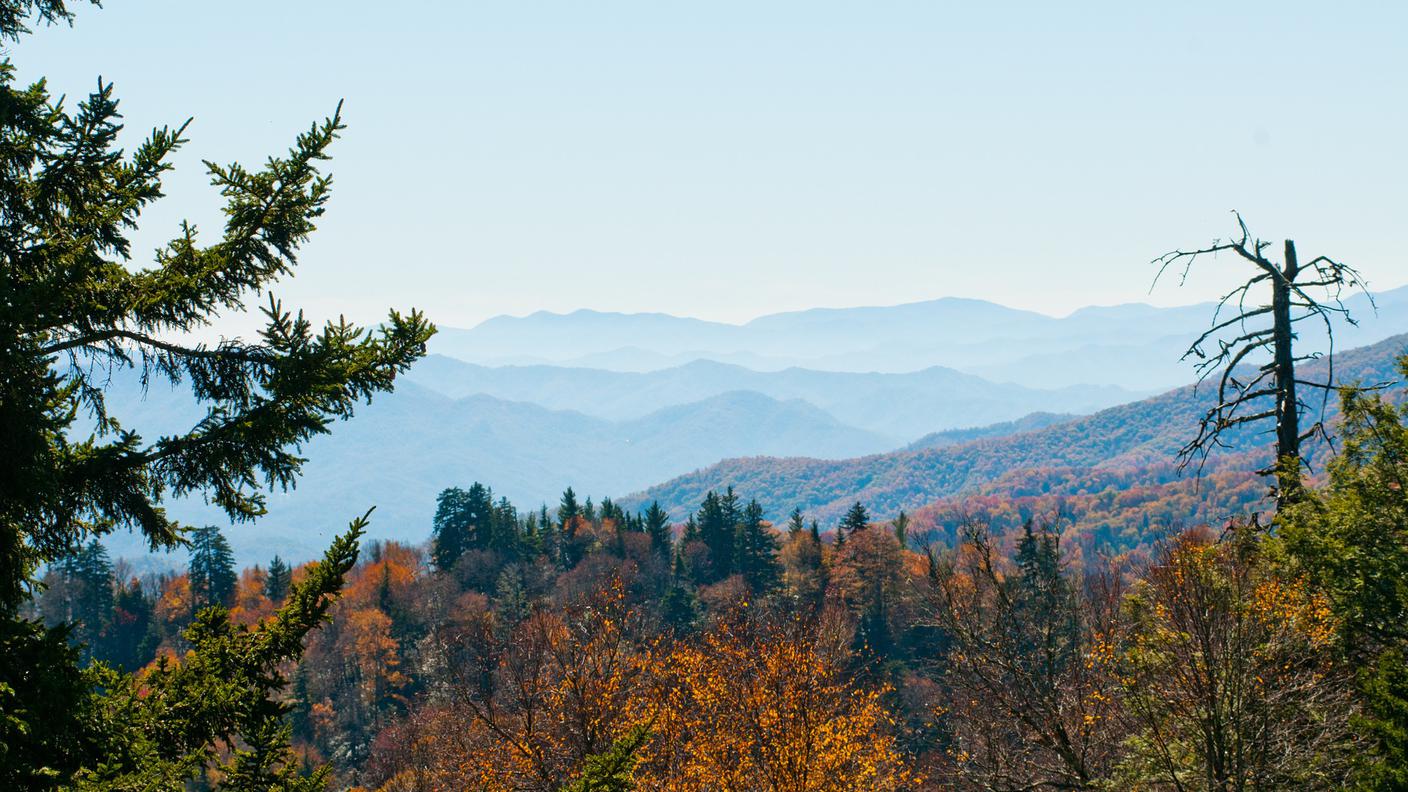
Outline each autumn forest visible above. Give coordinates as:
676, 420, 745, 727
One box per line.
7, 1, 1408, 790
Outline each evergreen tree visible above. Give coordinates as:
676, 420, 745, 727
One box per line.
0, 1, 429, 781
810, 519, 822, 544
583, 496, 597, 526
1279, 361, 1408, 786
64, 540, 115, 660
494, 567, 531, 633
734, 500, 780, 592
491, 495, 519, 557
1008, 521, 1079, 674
188, 526, 237, 612
559, 487, 585, 568
108, 576, 157, 673
537, 504, 559, 566
840, 502, 871, 535
464, 482, 495, 551
696, 490, 737, 582
644, 501, 671, 557
264, 555, 292, 603
787, 507, 806, 538
893, 510, 909, 548
431, 487, 472, 572
558, 487, 580, 527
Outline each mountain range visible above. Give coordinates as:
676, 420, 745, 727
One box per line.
402, 356, 1134, 442
622, 333, 1408, 524
97, 289, 1408, 568
100, 383, 898, 565
429, 286, 1408, 390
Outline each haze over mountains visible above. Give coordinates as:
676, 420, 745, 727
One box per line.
402, 356, 1131, 442
101, 290, 1408, 567
430, 286, 1408, 390
624, 333, 1408, 524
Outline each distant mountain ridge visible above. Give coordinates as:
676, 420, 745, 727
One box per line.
403, 355, 1136, 442
906, 412, 1078, 451
100, 382, 895, 566
622, 333, 1408, 523
430, 287, 1408, 390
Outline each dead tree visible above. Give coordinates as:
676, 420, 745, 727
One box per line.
1154, 212, 1370, 507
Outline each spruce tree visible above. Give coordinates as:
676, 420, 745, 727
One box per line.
840, 501, 871, 535
559, 487, 585, 568
0, 1, 431, 783
893, 510, 909, 548
734, 499, 780, 592
787, 507, 805, 538
188, 525, 238, 612
431, 487, 472, 572
264, 555, 292, 603
558, 487, 580, 527
644, 501, 671, 557
109, 576, 157, 672
57, 540, 115, 661
696, 490, 736, 581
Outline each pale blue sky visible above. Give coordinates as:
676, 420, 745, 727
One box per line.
15, 1, 1407, 332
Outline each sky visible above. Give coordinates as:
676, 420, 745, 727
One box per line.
13, 1, 1408, 334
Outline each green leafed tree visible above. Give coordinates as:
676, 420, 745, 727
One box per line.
0, 0, 431, 785
1280, 357, 1408, 787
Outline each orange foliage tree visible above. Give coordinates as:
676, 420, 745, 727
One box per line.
639, 607, 915, 791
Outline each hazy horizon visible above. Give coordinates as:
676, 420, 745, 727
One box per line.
15, 1, 1406, 337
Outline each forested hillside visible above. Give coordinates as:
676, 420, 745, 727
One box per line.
35, 352, 1408, 788
98, 382, 894, 564
629, 333, 1408, 521
905, 411, 1077, 450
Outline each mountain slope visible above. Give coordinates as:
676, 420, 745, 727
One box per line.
906, 412, 1078, 451
624, 334, 1408, 522
99, 384, 893, 565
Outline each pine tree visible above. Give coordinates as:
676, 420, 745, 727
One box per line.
559, 487, 585, 568
1009, 521, 1079, 677
69, 541, 115, 660
787, 507, 806, 538
840, 502, 871, 535
264, 556, 292, 603
108, 576, 157, 672
892, 510, 909, 548
491, 495, 519, 557
0, 2, 430, 780
188, 526, 237, 612
696, 491, 737, 582
644, 501, 671, 557
431, 487, 472, 572
558, 487, 580, 528
734, 500, 780, 592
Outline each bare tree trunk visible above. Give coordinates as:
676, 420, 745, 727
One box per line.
1156, 216, 1370, 511
1273, 239, 1301, 505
